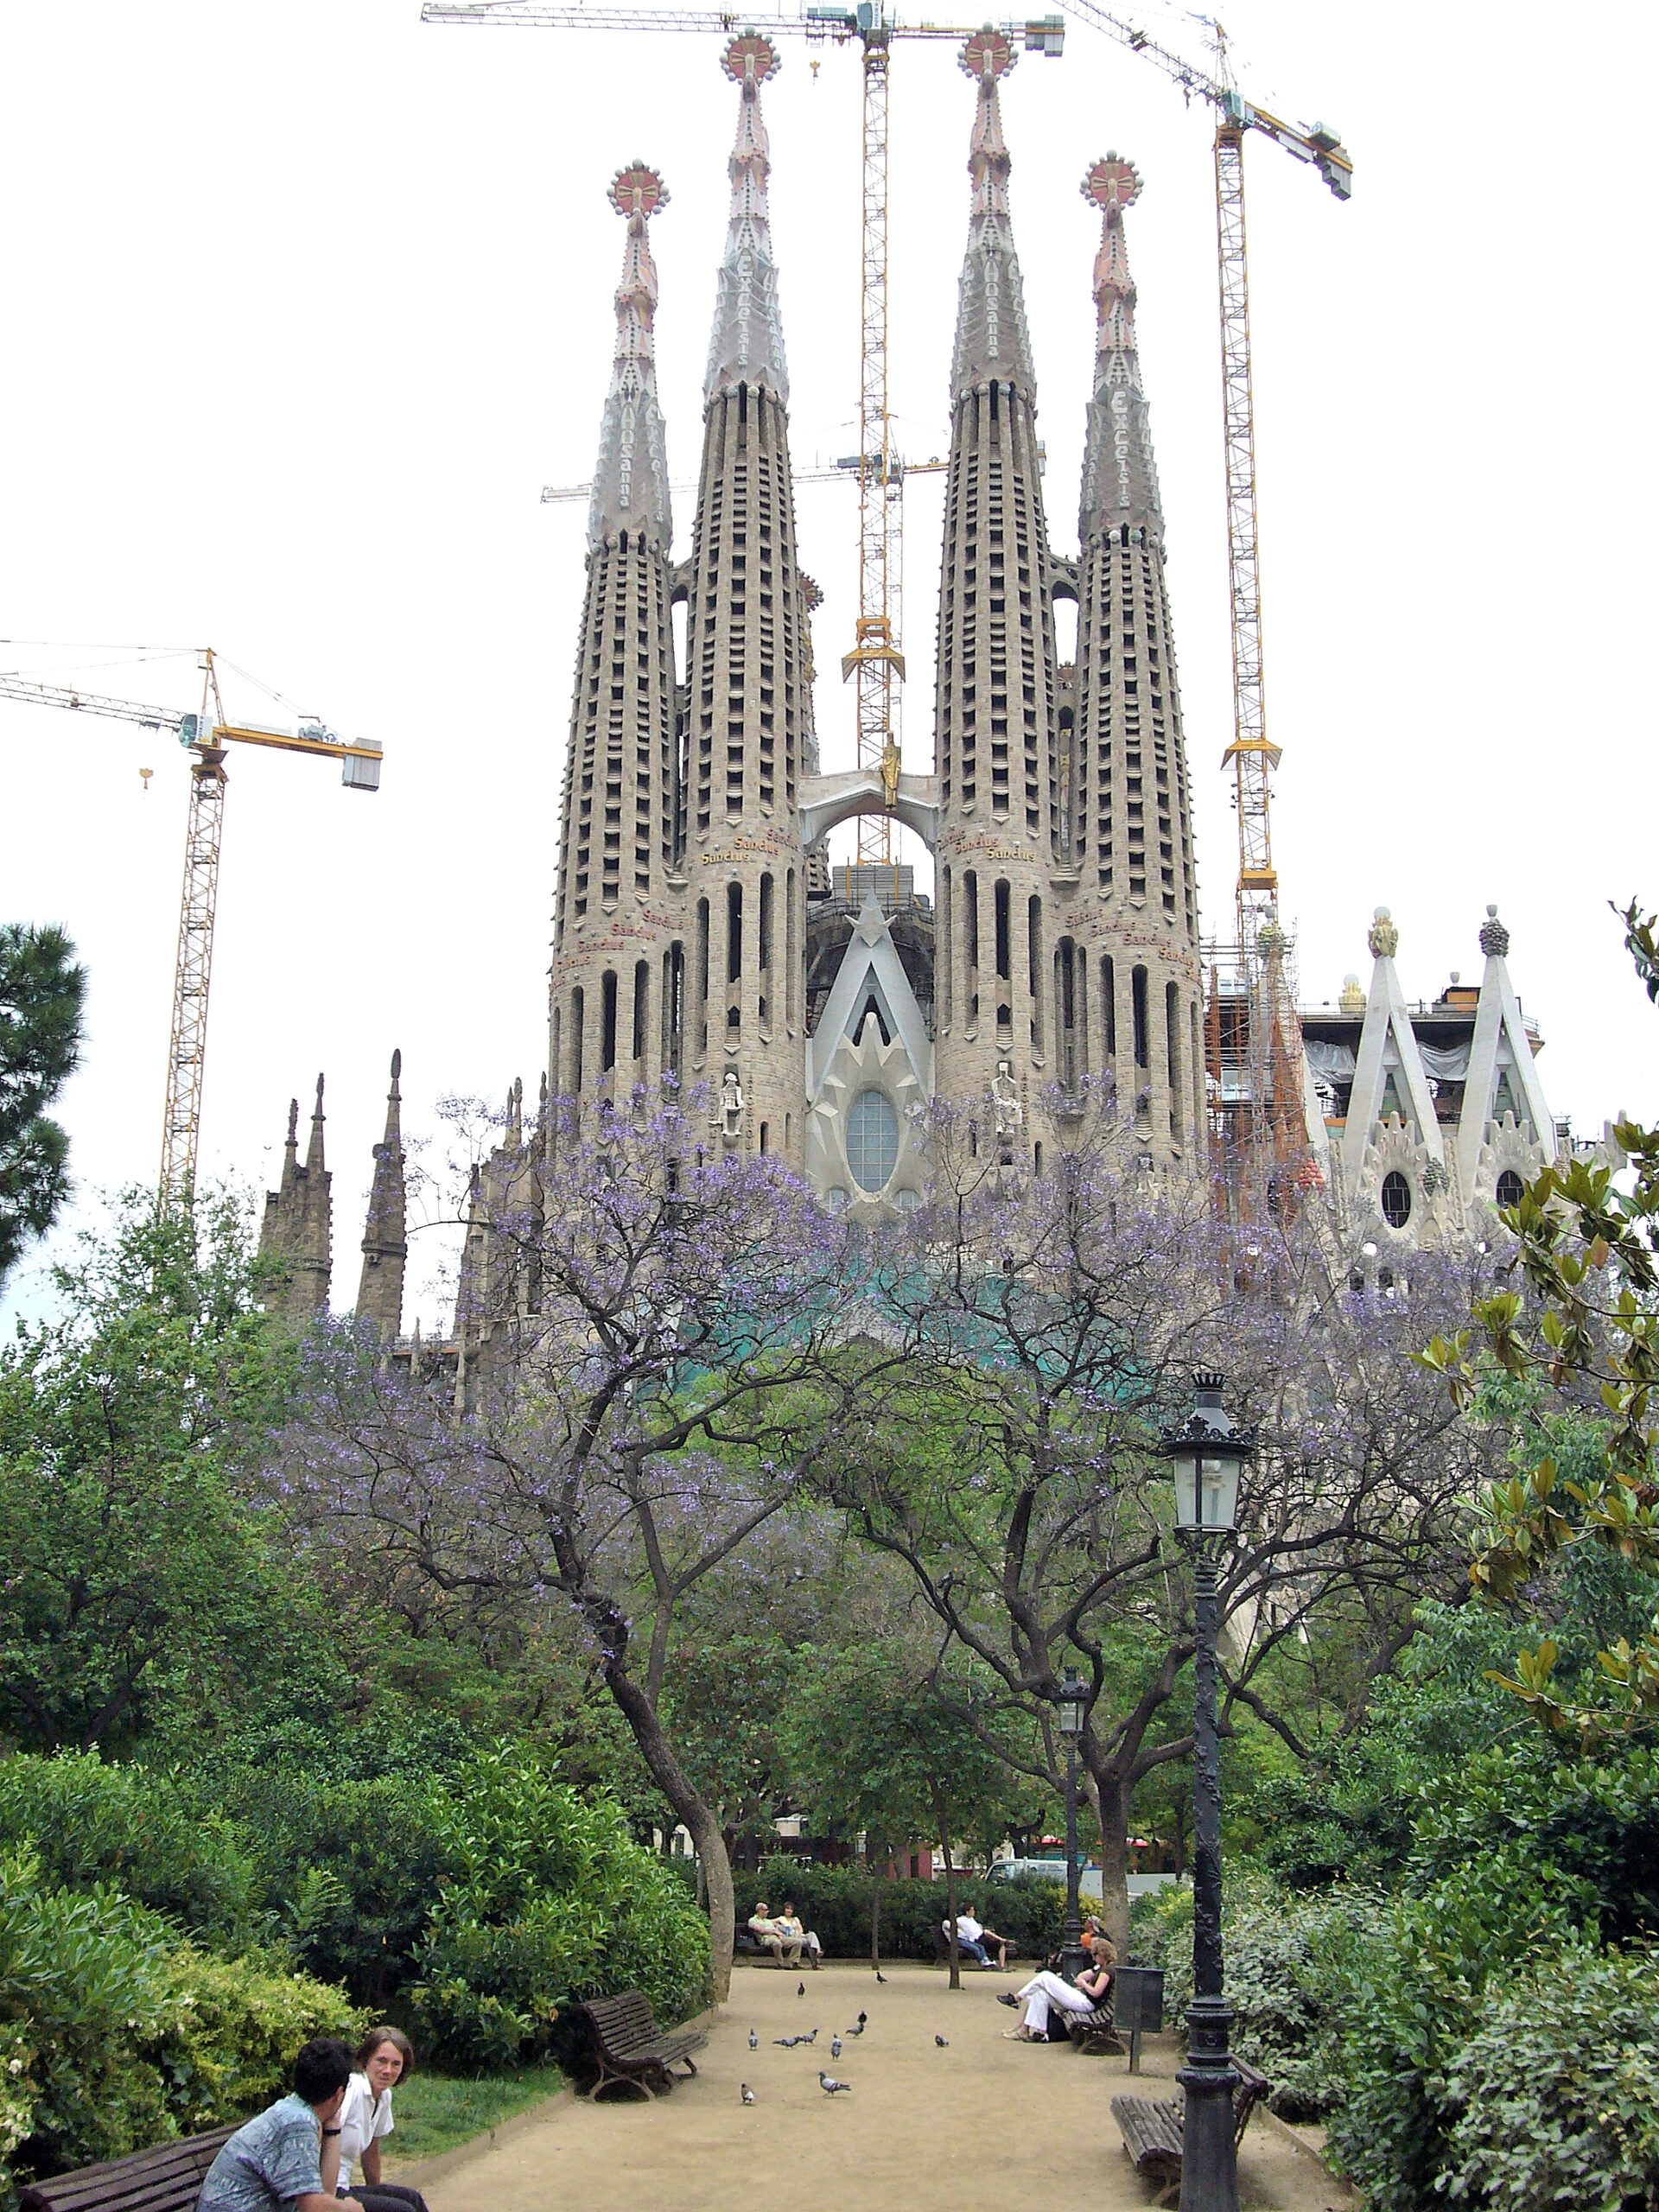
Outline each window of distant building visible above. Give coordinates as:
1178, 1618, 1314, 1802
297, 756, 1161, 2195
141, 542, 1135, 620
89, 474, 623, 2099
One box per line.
1496, 1168, 1524, 1209
846, 1090, 899, 1193
1381, 1170, 1413, 1229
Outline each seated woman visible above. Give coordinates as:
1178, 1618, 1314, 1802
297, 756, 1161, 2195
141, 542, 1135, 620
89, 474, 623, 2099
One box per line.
1000, 1936, 1116, 2042
335, 2027, 429, 2212
776, 1899, 823, 1969
747, 1900, 801, 1967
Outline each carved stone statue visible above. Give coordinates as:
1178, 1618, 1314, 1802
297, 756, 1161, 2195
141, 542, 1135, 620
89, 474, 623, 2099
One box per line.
880, 735, 901, 810
721, 1067, 745, 1139
991, 1058, 1023, 1139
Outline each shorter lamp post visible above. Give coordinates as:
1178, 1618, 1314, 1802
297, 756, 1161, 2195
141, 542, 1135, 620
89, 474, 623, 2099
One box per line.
1159, 1372, 1256, 2212
1058, 1666, 1088, 1980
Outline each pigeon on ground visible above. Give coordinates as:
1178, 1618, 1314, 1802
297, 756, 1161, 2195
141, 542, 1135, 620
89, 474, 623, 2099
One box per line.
830, 2034, 842, 2059
741, 2083, 755, 2105
874, 1969, 889, 1983
800, 2027, 819, 2044
772, 2035, 801, 2047
748, 2030, 759, 2050
935, 2034, 950, 2046
850, 2014, 868, 2036
818, 2072, 853, 2094
798, 1980, 806, 1997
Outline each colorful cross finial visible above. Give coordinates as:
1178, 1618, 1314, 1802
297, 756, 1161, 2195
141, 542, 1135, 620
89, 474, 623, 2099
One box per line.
722, 31, 779, 86
607, 162, 668, 220
1083, 151, 1142, 211
958, 25, 1014, 80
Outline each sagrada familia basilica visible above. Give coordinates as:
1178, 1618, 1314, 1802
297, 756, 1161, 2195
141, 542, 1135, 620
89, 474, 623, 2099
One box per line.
255, 34, 1606, 1338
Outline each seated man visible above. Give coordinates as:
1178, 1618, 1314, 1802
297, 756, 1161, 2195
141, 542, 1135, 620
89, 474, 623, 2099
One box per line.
198, 2039, 365, 2212
944, 1903, 1009, 1969
746, 1899, 802, 1967
776, 1899, 823, 1969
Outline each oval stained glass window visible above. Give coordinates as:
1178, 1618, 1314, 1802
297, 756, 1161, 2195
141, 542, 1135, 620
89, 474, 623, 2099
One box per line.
1381, 1170, 1412, 1228
846, 1089, 899, 1192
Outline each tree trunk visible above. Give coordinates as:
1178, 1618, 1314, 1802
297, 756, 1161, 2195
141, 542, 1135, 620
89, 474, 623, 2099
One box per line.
928, 1780, 962, 1991
868, 1846, 884, 1968
1086, 1759, 1132, 1955
604, 1662, 736, 2001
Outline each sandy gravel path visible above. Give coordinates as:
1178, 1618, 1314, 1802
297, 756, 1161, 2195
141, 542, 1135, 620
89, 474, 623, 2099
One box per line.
418, 1961, 1356, 2212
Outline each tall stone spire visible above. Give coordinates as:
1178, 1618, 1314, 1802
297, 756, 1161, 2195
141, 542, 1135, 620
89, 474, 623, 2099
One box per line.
588, 162, 671, 548
257, 1076, 333, 1319
676, 31, 811, 1166
1063, 155, 1203, 1165
356, 1048, 407, 1340
1078, 155, 1161, 542
949, 29, 1036, 400
551, 163, 683, 1117
932, 28, 1065, 1129
704, 33, 788, 405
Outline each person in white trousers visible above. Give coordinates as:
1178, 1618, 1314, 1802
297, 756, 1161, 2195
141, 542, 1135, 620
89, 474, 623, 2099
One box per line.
1001, 1941, 1115, 2041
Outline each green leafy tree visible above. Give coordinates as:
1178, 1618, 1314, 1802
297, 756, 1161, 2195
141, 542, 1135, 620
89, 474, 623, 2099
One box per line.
0, 1192, 298, 1751
1423, 898, 1659, 1737
788, 1643, 1039, 1983
0, 921, 85, 1290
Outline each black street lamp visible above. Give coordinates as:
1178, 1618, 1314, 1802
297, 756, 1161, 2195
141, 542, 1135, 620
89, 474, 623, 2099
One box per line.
1159, 1372, 1256, 2212
1057, 1665, 1089, 1981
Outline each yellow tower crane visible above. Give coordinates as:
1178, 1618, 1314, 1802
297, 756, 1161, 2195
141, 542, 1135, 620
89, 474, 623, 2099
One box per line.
1065, 1, 1351, 1192
426, 0, 1063, 878
0, 647, 382, 1200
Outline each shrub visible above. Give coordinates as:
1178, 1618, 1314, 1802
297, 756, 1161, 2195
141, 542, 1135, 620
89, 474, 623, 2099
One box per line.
1439, 1945, 1659, 2212
207, 1766, 460, 2006
1330, 1854, 1602, 2209
0, 1755, 260, 1949
1124, 1874, 1385, 2121
140, 1947, 361, 2137
409, 1748, 709, 2068
0, 1849, 356, 2202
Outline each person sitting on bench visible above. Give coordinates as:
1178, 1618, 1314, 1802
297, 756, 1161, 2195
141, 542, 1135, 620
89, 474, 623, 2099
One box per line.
944, 1902, 1009, 1968
747, 1900, 801, 1967
197, 2039, 365, 2212
1001, 1937, 1116, 2041
776, 1900, 823, 1968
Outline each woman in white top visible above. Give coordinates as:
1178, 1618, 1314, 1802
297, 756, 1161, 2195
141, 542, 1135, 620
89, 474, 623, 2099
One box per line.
335, 2028, 429, 2212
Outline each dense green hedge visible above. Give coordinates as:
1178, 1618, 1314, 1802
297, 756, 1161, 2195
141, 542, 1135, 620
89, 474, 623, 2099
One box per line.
0, 1848, 355, 2202
0, 1748, 709, 2088
731, 1856, 1063, 1962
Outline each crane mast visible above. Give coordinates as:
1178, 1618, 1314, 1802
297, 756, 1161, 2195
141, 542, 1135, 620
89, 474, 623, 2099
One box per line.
1063, 0, 1350, 1198
846, 21, 903, 868
0, 649, 381, 1200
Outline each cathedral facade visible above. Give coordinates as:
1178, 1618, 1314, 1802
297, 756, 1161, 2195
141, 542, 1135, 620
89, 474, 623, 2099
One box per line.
255, 39, 1602, 1336
547, 31, 1202, 1217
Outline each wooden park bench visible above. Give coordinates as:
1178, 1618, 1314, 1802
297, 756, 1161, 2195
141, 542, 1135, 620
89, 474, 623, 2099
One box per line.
1110, 2056, 1271, 2205
18, 2122, 240, 2212
574, 1991, 709, 2101
1065, 2000, 1126, 2056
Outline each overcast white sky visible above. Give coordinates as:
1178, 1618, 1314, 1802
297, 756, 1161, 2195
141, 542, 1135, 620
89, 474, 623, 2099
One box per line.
3, 1, 1655, 1331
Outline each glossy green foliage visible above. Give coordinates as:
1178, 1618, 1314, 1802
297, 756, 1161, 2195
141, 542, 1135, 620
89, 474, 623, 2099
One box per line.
0, 1193, 300, 1757
1422, 899, 1659, 1738
1437, 1946, 1659, 2212
1330, 1854, 1604, 2209
409, 1747, 709, 2068
0, 1849, 353, 2204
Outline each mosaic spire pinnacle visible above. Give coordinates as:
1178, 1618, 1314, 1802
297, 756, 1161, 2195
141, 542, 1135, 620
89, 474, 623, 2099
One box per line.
588, 162, 671, 547
950, 28, 1035, 400
704, 34, 789, 406
1078, 154, 1163, 541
